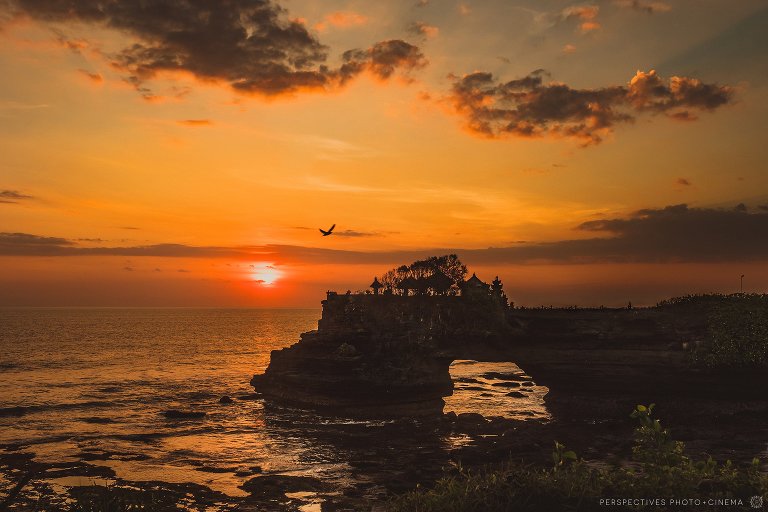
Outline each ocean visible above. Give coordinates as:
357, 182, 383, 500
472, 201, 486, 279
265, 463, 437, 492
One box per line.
0, 308, 548, 505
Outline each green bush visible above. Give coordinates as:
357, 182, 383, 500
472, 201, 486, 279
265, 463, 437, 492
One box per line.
697, 297, 768, 368
387, 405, 768, 511
656, 293, 768, 368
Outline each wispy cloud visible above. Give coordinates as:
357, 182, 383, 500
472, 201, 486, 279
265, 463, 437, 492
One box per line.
560, 5, 601, 33
5, 204, 766, 264
77, 69, 103, 83
0, 190, 34, 204
177, 119, 213, 127
407, 21, 439, 39
0, 100, 49, 111
315, 11, 368, 32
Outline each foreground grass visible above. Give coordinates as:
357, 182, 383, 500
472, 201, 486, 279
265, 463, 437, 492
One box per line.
387, 404, 768, 511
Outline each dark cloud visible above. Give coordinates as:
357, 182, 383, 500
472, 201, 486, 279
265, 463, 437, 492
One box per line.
339, 40, 426, 83
0, 234, 242, 258
614, 0, 671, 14
3, 205, 766, 264
0, 190, 34, 204
0, 233, 74, 255
567, 204, 768, 262
77, 69, 103, 83
406, 21, 438, 39
6, 0, 425, 98
449, 69, 733, 145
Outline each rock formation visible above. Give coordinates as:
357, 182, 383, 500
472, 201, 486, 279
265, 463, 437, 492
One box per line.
253, 291, 768, 420
251, 291, 513, 417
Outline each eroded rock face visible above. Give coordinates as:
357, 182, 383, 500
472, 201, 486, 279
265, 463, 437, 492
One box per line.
252, 294, 768, 420
251, 293, 513, 417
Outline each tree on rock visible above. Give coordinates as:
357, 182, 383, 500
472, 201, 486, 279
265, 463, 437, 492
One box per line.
380, 254, 468, 295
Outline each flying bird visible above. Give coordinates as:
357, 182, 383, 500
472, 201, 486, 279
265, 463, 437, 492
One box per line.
319, 224, 336, 236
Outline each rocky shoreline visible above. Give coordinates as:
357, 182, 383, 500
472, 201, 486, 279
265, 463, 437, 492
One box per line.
3, 396, 766, 511
4, 294, 767, 510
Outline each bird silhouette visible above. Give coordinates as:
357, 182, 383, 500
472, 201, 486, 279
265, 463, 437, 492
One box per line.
319, 224, 336, 236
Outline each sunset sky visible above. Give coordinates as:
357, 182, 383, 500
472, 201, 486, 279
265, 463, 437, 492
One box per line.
1, 0, 767, 307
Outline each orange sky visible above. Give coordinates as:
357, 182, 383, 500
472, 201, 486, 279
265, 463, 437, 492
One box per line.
1, 0, 767, 307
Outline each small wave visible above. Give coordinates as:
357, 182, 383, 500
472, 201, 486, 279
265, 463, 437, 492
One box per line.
80, 416, 117, 424
0, 400, 116, 417
97, 386, 123, 394
162, 410, 206, 419
0, 406, 26, 417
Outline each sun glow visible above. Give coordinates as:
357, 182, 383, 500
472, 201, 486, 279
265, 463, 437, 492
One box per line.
250, 263, 284, 286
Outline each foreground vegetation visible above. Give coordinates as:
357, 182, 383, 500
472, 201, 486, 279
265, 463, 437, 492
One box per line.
659, 293, 768, 368
387, 404, 767, 511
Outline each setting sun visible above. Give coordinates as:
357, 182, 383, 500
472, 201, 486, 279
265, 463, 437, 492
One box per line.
250, 263, 283, 286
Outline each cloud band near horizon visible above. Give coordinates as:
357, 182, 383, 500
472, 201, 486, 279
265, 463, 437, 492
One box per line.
3, 204, 767, 265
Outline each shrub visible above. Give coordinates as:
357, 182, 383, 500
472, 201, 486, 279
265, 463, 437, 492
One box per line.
387, 405, 767, 511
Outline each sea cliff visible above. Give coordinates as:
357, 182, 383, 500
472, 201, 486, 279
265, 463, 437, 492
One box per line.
253, 291, 768, 419
251, 291, 513, 416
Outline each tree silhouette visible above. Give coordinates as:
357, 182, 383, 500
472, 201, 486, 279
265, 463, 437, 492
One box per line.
379, 254, 468, 295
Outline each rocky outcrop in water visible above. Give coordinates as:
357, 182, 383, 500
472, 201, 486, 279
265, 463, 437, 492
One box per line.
251, 292, 513, 417
253, 292, 768, 420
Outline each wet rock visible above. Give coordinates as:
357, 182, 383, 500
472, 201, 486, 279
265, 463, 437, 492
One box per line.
195, 466, 238, 474
521, 382, 534, 387
45, 462, 117, 479
456, 377, 481, 384
482, 372, 525, 381
240, 475, 329, 498
506, 391, 526, 398
491, 381, 521, 388
162, 410, 206, 419
219, 396, 234, 404
234, 465, 264, 477
456, 413, 487, 427
77, 451, 113, 461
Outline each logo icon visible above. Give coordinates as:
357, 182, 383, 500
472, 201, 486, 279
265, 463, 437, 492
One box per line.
751, 495, 764, 509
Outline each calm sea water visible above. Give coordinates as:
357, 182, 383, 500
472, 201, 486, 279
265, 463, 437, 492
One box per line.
0, 308, 548, 503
